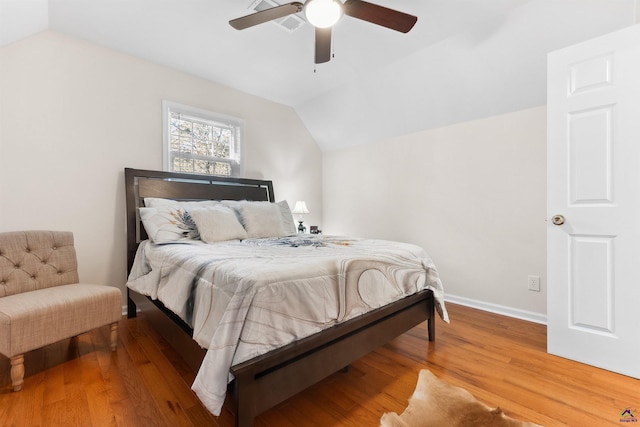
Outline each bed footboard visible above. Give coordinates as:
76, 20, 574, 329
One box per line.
230, 290, 434, 427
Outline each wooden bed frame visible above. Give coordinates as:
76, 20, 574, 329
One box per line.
124, 167, 435, 427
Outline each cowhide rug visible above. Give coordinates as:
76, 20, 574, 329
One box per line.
380, 370, 543, 427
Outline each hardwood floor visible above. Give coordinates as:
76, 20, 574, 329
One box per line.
1, 303, 638, 426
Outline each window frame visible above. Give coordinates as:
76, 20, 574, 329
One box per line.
162, 100, 244, 177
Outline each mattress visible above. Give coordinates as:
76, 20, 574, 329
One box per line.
126, 234, 448, 415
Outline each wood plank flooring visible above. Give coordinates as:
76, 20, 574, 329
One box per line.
1, 303, 638, 426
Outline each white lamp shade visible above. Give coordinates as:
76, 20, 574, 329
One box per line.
305, 0, 343, 28
292, 201, 310, 214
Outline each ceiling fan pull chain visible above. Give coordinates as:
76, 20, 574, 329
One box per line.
332, 33, 336, 59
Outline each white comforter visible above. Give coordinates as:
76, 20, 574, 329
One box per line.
126, 235, 448, 416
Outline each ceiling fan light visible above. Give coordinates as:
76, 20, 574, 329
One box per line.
305, 0, 343, 28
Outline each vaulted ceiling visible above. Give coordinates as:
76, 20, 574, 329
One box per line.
1, 0, 636, 150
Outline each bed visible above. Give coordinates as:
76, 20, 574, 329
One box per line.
124, 167, 448, 426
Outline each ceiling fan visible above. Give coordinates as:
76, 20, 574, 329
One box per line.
229, 0, 417, 64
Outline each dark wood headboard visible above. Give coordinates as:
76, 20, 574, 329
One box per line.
124, 168, 275, 274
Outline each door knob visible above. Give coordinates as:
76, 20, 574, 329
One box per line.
552, 214, 565, 226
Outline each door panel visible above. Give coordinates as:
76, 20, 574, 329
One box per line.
568, 107, 613, 204
569, 235, 613, 334
547, 24, 640, 378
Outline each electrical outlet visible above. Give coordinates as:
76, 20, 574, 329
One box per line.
528, 275, 541, 292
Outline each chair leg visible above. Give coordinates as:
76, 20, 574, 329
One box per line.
10, 354, 24, 392
110, 323, 118, 351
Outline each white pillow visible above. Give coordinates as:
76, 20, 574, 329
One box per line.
276, 201, 297, 235
229, 201, 284, 238
139, 206, 199, 243
190, 206, 248, 243
236, 202, 281, 238
221, 200, 297, 237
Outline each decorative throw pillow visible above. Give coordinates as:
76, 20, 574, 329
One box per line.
190, 206, 248, 243
139, 206, 200, 243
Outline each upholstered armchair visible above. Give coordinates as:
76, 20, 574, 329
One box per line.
0, 230, 121, 391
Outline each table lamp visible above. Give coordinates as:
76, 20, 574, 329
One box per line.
292, 201, 310, 233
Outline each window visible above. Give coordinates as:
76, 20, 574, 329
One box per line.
162, 101, 243, 177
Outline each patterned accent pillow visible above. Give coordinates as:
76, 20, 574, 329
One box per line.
139, 206, 199, 243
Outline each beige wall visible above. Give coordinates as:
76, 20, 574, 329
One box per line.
0, 30, 547, 318
322, 107, 547, 318
0, 31, 323, 303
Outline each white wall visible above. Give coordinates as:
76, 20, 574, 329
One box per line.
0, 31, 323, 303
0, 0, 48, 46
322, 106, 547, 318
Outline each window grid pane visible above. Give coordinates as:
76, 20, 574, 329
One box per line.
169, 110, 239, 177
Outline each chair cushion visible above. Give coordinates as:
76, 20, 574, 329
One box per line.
0, 283, 121, 357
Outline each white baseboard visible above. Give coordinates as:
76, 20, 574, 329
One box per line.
444, 294, 547, 325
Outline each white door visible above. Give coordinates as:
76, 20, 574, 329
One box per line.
547, 24, 640, 379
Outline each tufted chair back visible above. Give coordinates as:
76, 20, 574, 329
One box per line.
0, 231, 80, 297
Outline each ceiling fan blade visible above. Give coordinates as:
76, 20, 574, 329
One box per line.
343, 0, 417, 33
229, 2, 304, 30
315, 27, 332, 64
